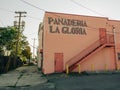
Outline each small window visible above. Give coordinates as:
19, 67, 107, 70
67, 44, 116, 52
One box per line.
117, 53, 120, 60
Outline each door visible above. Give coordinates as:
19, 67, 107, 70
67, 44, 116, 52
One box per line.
54, 53, 64, 72
99, 28, 106, 44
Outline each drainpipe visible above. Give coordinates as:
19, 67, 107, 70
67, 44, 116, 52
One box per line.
113, 26, 118, 70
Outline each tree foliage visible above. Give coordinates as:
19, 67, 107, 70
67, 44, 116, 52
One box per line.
0, 27, 17, 48
0, 27, 17, 55
21, 46, 32, 59
0, 27, 32, 60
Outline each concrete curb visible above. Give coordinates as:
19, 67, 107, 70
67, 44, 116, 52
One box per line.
80, 70, 120, 75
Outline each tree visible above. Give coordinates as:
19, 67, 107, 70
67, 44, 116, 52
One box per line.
21, 45, 32, 64
0, 27, 17, 55
21, 46, 31, 59
0, 26, 32, 60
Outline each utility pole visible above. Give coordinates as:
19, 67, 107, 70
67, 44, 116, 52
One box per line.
112, 26, 118, 70
14, 11, 27, 67
33, 38, 36, 59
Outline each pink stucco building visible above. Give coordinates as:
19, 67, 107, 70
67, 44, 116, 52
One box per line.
38, 12, 120, 74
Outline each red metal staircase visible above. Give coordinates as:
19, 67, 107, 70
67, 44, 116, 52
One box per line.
66, 34, 114, 71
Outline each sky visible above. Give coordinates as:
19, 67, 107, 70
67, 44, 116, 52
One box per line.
0, 0, 120, 56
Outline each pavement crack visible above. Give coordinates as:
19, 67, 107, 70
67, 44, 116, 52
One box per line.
14, 73, 23, 87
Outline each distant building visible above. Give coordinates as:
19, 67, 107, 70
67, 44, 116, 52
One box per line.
38, 12, 120, 74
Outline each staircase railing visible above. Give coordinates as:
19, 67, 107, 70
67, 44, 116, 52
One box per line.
66, 34, 114, 68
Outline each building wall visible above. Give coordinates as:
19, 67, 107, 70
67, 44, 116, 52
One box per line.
108, 20, 120, 68
37, 23, 44, 68
41, 12, 120, 74
74, 47, 115, 72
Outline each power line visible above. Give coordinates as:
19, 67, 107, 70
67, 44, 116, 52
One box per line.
19, 0, 114, 21
19, 0, 45, 11
70, 0, 119, 20
0, 1, 119, 34
0, 7, 42, 21
0, 7, 14, 13
0, 8, 14, 27
27, 15, 42, 21
0, 7, 41, 35
70, 0, 108, 18
19, 0, 67, 19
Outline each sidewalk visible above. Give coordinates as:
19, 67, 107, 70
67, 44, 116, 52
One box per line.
0, 65, 54, 90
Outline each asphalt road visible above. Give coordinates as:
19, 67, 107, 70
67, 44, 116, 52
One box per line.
46, 72, 120, 90
1, 65, 120, 90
